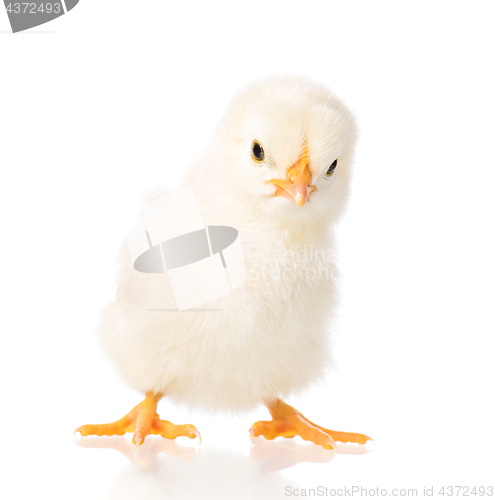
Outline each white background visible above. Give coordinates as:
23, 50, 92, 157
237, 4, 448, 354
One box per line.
1, 1, 494, 499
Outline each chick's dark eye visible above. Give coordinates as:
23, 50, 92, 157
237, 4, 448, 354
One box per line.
251, 140, 265, 163
326, 159, 338, 177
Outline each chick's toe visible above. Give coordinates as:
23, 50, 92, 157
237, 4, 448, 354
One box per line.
75, 392, 200, 446
250, 399, 372, 450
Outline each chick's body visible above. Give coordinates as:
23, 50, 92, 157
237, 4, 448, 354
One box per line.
98, 75, 357, 418
101, 215, 337, 412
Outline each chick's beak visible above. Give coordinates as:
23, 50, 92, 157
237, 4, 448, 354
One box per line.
269, 145, 315, 207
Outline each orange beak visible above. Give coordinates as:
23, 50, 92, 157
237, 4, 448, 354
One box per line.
269, 144, 315, 207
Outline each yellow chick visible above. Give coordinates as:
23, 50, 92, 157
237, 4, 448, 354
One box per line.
76, 75, 371, 450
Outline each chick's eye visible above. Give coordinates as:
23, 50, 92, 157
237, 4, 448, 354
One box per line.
251, 140, 265, 164
326, 159, 338, 177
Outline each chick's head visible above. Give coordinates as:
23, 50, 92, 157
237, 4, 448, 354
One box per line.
208, 75, 358, 229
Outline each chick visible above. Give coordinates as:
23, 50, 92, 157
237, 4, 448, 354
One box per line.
76, 75, 371, 449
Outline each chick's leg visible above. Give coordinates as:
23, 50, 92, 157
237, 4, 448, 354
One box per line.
249, 399, 371, 450
75, 392, 200, 445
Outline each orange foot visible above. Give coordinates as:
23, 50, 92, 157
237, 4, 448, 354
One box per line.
249, 399, 372, 450
75, 392, 200, 446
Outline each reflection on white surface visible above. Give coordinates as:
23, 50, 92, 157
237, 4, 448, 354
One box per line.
249, 437, 336, 471
251, 437, 373, 471
77, 440, 297, 500
75, 436, 372, 500
76, 435, 199, 469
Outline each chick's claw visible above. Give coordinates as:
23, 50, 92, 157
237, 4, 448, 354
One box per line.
250, 416, 337, 450
74, 392, 201, 446
314, 426, 372, 446
152, 420, 201, 443
250, 399, 372, 451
